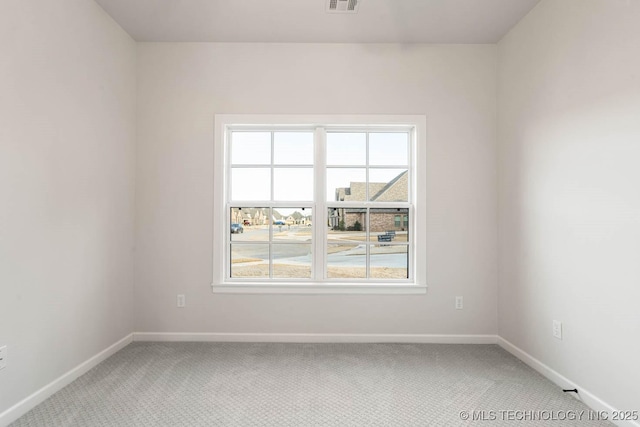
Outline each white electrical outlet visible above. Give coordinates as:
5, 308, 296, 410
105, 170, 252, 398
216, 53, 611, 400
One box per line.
553, 320, 562, 340
455, 296, 463, 310
177, 294, 186, 308
0, 346, 7, 370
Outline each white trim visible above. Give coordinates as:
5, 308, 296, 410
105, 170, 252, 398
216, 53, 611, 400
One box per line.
0, 333, 133, 427
211, 283, 427, 294
216, 114, 427, 127
214, 114, 427, 292
133, 332, 497, 344
498, 337, 640, 427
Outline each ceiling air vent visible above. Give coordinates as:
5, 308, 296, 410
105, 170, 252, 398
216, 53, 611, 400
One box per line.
326, 0, 360, 14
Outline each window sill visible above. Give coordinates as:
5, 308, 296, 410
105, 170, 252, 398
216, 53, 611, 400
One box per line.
211, 283, 427, 295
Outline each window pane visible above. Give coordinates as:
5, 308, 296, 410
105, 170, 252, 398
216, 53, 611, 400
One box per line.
273, 244, 312, 279
224, 123, 416, 284
230, 244, 269, 278
370, 209, 409, 242
273, 208, 312, 242
326, 133, 366, 166
231, 168, 270, 201
327, 244, 366, 279
327, 168, 366, 201
274, 168, 313, 201
369, 133, 409, 166
274, 132, 314, 165
327, 208, 367, 243
369, 169, 408, 202
230, 208, 269, 242
370, 244, 408, 279
231, 132, 271, 165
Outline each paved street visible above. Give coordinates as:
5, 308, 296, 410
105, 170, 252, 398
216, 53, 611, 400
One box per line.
231, 225, 407, 268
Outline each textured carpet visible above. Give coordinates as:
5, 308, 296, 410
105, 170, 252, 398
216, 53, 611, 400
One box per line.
12, 343, 612, 426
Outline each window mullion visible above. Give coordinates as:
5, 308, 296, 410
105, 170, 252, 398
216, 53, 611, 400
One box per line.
314, 126, 326, 282
366, 207, 371, 279
365, 132, 370, 279
225, 128, 232, 281
269, 132, 274, 279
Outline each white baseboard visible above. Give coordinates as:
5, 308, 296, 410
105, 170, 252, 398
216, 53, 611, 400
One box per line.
0, 333, 133, 427
133, 332, 499, 344
498, 337, 639, 427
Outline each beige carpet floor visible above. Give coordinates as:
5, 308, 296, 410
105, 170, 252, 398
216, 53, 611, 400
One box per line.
12, 343, 612, 426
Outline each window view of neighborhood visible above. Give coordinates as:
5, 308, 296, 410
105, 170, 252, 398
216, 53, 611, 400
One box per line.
230, 207, 313, 279
228, 129, 411, 281
229, 169, 409, 280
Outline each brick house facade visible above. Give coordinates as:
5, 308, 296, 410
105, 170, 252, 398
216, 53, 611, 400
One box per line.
331, 171, 409, 232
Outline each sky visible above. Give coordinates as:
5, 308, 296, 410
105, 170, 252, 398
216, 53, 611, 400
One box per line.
230, 131, 409, 202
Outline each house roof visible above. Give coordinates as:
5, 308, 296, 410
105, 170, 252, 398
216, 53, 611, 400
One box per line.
335, 170, 408, 202
371, 170, 408, 201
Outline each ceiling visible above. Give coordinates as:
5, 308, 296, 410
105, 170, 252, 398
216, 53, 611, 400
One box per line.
94, 0, 541, 44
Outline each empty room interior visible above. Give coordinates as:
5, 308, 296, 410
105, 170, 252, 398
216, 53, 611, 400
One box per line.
1, 0, 639, 425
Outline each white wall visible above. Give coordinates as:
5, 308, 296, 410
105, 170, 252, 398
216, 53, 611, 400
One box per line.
498, 0, 640, 413
135, 43, 498, 335
0, 0, 136, 415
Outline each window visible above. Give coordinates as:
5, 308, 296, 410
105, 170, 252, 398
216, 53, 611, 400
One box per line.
213, 115, 427, 294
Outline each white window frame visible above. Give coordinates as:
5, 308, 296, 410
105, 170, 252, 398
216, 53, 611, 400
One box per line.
212, 115, 427, 295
